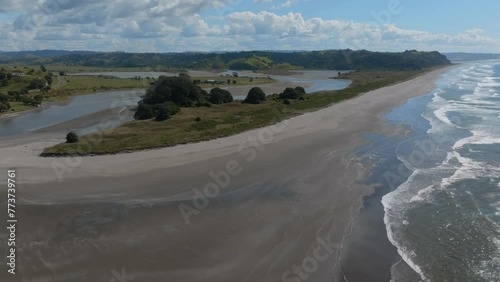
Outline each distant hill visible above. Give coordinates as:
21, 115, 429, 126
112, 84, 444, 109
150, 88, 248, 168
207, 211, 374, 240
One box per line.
0, 49, 451, 71
444, 53, 500, 61
0, 50, 97, 60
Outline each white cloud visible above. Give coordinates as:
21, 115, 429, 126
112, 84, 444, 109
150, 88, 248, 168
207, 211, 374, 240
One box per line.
0, 1, 499, 53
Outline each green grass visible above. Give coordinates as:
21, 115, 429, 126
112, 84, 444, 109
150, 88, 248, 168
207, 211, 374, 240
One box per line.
50, 75, 146, 96
0, 102, 36, 116
42, 68, 438, 156
196, 76, 273, 86
46, 65, 156, 73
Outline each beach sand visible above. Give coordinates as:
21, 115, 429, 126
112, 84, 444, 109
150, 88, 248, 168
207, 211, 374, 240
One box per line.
0, 67, 450, 282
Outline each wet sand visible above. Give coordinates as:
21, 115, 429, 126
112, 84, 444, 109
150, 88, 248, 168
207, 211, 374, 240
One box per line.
0, 68, 450, 282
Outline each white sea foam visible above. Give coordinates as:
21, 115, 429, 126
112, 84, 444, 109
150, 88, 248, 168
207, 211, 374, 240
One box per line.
384, 61, 500, 281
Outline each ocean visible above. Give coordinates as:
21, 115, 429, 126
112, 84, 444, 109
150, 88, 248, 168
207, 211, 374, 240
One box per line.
379, 61, 500, 281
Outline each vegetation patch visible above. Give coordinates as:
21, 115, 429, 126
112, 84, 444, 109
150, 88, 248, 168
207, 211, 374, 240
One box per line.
42, 68, 439, 156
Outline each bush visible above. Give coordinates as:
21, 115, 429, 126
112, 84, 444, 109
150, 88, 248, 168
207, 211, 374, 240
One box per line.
283, 99, 291, 105
134, 103, 154, 120
66, 132, 79, 143
279, 87, 305, 100
295, 86, 306, 94
298, 96, 305, 101
195, 117, 201, 122
0, 101, 11, 112
208, 87, 233, 104
243, 87, 266, 104
154, 102, 180, 121
195, 101, 212, 108
23, 98, 41, 107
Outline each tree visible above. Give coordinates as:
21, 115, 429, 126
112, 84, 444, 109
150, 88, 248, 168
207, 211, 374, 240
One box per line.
243, 87, 266, 104
134, 103, 154, 120
44, 75, 53, 85
208, 88, 233, 104
0, 101, 11, 112
27, 79, 46, 90
295, 86, 306, 94
23, 98, 41, 107
34, 95, 43, 103
0, 93, 10, 102
178, 72, 192, 81
154, 102, 180, 121
40, 65, 47, 72
279, 87, 305, 100
66, 132, 79, 143
232, 80, 237, 85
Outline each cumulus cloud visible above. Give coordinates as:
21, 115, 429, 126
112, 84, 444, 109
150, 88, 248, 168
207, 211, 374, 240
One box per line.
0, 1, 498, 53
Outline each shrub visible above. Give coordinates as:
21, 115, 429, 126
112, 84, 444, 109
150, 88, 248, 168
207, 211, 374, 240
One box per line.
243, 87, 266, 104
66, 132, 79, 143
195, 117, 201, 122
295, 86, 306, 94
283, 99, 291, 105
134, 103, 154, 120
154, 102, 180, 121
0, 101, 11, 112
208, 87, 233, 104
279, 87, 305, 100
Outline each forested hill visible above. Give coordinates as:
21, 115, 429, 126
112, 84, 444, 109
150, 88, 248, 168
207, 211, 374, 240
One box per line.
0, 49, 451, 71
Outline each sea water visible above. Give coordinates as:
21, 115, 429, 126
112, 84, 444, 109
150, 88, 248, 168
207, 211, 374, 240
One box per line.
381, 61, 500, 281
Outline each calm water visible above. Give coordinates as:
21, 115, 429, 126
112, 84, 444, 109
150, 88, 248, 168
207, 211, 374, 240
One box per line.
0, 89, 143, 137
377, 61, 500, 281
0, 70, 350, 137
221, 69, 351, 93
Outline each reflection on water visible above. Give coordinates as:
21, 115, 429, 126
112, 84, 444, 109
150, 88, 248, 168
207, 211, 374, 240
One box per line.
0, 89, 143, 137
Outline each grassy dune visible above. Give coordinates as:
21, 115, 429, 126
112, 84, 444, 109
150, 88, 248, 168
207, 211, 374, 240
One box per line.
42, 68, 435, 156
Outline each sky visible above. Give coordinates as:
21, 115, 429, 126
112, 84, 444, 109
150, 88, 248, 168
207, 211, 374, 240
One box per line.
0, 0, 499, 53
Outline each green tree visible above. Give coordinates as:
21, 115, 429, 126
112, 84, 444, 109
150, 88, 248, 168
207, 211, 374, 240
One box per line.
279, 87, 305, 100
243, 87, 266, 104
44, 75, 53, 85
40, 65, 47, 72
134, 103, 155, 120
154, 102, 180, 121
0, 101, 11, 112
0, 93, 10, 102
66, 132, 79, 143
34, 95, 43, 103
208, 88, 233, 104
27, 79, 46, 90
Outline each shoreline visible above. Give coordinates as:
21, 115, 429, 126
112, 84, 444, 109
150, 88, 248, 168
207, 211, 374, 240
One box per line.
0, 66, 455, 282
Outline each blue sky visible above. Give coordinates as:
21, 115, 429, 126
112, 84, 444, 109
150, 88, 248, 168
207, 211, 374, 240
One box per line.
0, 0, 499, 53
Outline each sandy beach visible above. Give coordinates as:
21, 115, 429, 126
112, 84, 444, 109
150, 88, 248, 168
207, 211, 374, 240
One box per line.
0, 67, 451, 282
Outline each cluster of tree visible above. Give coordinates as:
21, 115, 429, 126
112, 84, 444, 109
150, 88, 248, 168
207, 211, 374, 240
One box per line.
134, 102, 180, 121
134, 73, 234, 121
0, 91, 43, 110
0, 93, 11, 112
279, 87, 306, 100
2, 50, 451, 71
